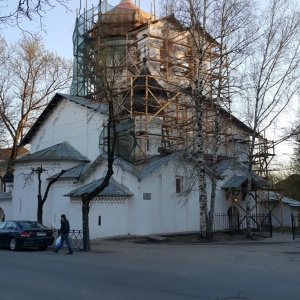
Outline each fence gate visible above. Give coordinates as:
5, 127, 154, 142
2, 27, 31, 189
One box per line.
53, 229, 84, 250
213, 213, 272, 237
291, 213, 300, 240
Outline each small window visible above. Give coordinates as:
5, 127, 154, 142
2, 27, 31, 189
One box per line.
143, 193, 151, 200
19, 221, 46, 229
176, 177, 182, 193
5, 222, 16, 230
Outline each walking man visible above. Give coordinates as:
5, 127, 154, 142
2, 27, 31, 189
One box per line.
53, 214, 73, 254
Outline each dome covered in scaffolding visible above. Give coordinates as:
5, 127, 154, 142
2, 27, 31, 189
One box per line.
122, 58, 168, 114
99, 0, 151, 38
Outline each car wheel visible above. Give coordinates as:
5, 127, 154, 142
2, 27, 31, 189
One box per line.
9, 237, 18, 251
38, 246, 48, 251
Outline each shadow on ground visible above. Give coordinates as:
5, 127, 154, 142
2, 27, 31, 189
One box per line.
106, 231, 267, 244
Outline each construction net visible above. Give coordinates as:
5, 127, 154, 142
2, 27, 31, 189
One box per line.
70, 0, 151, 97
70, 1, 114, 96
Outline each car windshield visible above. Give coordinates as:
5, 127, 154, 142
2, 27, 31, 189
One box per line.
18, 221, 47, 230
0, 222, 7, 229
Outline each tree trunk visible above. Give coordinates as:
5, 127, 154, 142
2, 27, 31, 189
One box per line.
246, 172, 252, 237
82, 195, 91, 251
37, 194, 43, 224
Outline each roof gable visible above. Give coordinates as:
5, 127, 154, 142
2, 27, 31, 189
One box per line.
20, 93, 108, 146
15, 141, 90, 163
48, 155, 105, 181
114, 151, 183, 180
48, 163, 91, 180
64, 178, 132, 197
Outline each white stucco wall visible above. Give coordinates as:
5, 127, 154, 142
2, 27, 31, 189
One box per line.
0, 199, 12, 220
268, 202, 297, 227
80, 159, 200, 238
12, 161, 84, 228
30, 99, 106, 162
8, 95, 293, 239
42, 156, 201, 239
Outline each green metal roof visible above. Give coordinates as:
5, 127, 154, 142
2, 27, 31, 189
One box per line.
64, 178, 132, 197
15, 141, 90, 163
222, 175, 247, 188
0, 191, 12, 200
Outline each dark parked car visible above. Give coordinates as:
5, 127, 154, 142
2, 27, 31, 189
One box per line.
0, 221, 54, 251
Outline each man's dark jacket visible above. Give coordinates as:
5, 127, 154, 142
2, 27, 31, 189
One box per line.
60, 219, 70, 235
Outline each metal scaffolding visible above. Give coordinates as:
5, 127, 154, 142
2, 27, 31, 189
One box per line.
70, 0, 275, 177
70, 0, 239, 163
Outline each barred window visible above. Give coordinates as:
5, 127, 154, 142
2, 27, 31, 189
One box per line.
176, 177, 182, 193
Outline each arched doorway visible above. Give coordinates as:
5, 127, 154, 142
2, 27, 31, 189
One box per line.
0, 207, 5, 221
228, 206, 240, 231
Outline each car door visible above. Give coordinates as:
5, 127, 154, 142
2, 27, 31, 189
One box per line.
0, 222, 7, 247
2, 222, 16, 247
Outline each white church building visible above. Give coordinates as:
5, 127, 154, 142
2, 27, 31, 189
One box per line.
0, 92, 267, 239
1, 0, 297, 238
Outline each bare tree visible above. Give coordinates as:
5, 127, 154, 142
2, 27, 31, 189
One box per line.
80, 45, 123, 251
290, 128, 300, 174
160, 0, 257, 238
24, 166, 66, 223
237, 0, 300, 236
0, 34, 72, 174
0, 0, 70, 28
159, 0, 299, 238
204, 0, 256, 236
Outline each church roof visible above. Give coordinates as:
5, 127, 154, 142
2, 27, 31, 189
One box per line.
15, 141, 90, 163
0, 191, 12, 201
20, 93, 108, 146
114, 151, 183, 180
221, 175, 248, 188
48, 163, 91, 180
48, 155, 105, 181
268, 192, 300, 207
220, 167, 269, 190
103, 0, 150, 21
64, 178, 132, 197
47, 152, 183, 186
100, 0, 151, 38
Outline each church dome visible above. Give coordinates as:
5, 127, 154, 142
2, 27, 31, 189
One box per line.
100, 0, 151, 38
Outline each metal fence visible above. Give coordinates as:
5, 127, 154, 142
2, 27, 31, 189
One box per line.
50, 213, 273, 249
52, 229, 84, 250
291, 213, 300, 240
213, 213, 272, 237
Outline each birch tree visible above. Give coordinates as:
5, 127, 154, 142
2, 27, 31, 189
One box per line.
189, 0, 209, 239
0, 34, 72, 174
237, 0, 300, 236
290, 126, 300, 174
160, 0, 256, 238
205, 0, 256, 235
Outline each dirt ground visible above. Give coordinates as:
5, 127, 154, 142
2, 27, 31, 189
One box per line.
108, 231, 267, 244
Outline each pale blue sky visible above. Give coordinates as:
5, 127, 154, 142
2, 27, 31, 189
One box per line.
1, 0, 154, 60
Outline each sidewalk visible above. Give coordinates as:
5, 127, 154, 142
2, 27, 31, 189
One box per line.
260, 232, 299, 243
90, 231, 300, 253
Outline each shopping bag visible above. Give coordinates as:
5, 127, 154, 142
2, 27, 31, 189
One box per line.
55, 236, 61, 247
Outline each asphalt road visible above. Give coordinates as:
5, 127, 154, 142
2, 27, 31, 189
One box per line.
0, 240, 299, 300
